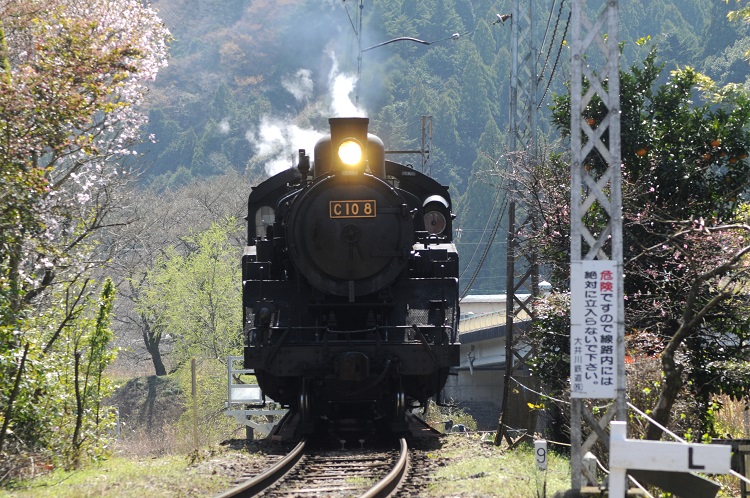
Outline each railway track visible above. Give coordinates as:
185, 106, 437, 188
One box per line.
216, 437, 409, 498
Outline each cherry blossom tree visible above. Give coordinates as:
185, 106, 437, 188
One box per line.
110, 169, 255, 377
0, 0, 169, 466
1, 0, 168, 311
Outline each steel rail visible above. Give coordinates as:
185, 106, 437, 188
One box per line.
214, 438, 306, 498
360, 437, 409, 498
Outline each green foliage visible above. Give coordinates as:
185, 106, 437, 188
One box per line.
455, 118, 506, 294
528, 293, 570, 394
138, 219, 243, 364
0, 278, 118, 473
703, 360, 750, 401
422, 399, 477, 432
544, 46, 750, 437
47, 279, 118, 468
727, 1, 750, 24
1, 0, 167, 473
174, 358, 237, 448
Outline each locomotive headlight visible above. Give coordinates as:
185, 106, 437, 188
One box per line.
338, 139, 363, 167
424, 210, 447, 235
422, 195, 451, 235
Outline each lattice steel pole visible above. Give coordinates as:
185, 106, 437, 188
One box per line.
569, 0, 625, 491
495, 0, 539, 446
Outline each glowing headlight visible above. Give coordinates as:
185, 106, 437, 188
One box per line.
338, 139, 363, 166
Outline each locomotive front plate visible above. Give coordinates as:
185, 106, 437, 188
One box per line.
329, 199, 377, 218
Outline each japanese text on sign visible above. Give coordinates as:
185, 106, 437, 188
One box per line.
570, 260, 619, 398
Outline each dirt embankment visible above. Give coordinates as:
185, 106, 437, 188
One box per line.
108, 376, 185, 437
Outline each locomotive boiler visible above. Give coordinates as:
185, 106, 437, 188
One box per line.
242, 117, 460, 432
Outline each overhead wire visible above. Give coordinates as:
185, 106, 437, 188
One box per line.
341, 0, 359, 37
338, 2, 514, 297
460, 192, 508, 298
459, 173, 510, 298
538, 9, 571, 109
458, 188, 502, 282
537, 0, 558, 68
457, 163, 509, 280
359, 4, 509, 54
537, 0, 566, 85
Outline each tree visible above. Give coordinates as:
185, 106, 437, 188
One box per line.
728, 1, 750, 25
609, 56, 750, 440
111, 170, 257, 376
529, 47, 750, 440
0, 0, 169, 468
61, 278, 117, 467
456, 118, 507, 294
0, 0, 169, 327
138, 219, 243, 365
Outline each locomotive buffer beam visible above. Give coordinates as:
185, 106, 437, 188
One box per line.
247, 342, 459, 377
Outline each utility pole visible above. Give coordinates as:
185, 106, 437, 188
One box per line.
384, 115, 432, 175
569, 0, 624, 491
495, 0, 540, 446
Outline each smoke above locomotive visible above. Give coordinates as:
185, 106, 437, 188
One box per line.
246, 53, 368, 176
243, 117, 460, 432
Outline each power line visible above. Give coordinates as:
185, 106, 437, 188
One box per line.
341, 0, 359, 37
537, 0, 566, 85
458, 187, 502, 281
349, 3, 510, 102
537, 0, 559, 68
460, 187, 509, 298
538, 9, 571, 109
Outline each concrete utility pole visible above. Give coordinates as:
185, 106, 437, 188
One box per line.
568, 0, 624, 491
495, 0, 540, 446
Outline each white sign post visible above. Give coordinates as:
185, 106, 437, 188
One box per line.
609, 421, 732, 497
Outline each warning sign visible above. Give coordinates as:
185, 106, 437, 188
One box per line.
570, 260, 619, 399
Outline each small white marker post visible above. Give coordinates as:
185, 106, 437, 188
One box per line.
535, 440, 548, 470
609, 421, 733, 497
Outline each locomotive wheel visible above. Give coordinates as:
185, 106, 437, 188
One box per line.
393, 384, 406, 423
389, 380, 409, 433
298, 379, 312, 424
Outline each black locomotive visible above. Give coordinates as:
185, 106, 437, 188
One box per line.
243, 117, 460, 432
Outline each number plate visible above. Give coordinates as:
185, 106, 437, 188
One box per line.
329, 200, 376, 218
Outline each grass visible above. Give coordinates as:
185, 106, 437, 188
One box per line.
5, 393, 746, 497
714, 394, 750, 439
0, 451, 238, 498
0, 435, 572, 498
426, 434, 571, 497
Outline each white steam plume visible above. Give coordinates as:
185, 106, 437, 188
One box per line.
247, 51, 367, 176
282, 69, 314, 102
246, 117, 324, 176
330, 73, 363, 117
327, 52, 365, 117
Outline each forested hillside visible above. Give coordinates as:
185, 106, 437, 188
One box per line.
139, 0, 750, 294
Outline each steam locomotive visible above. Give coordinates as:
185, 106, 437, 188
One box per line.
243, 117, 460, 432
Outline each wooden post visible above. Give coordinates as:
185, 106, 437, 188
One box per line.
192, 358, 198, 451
